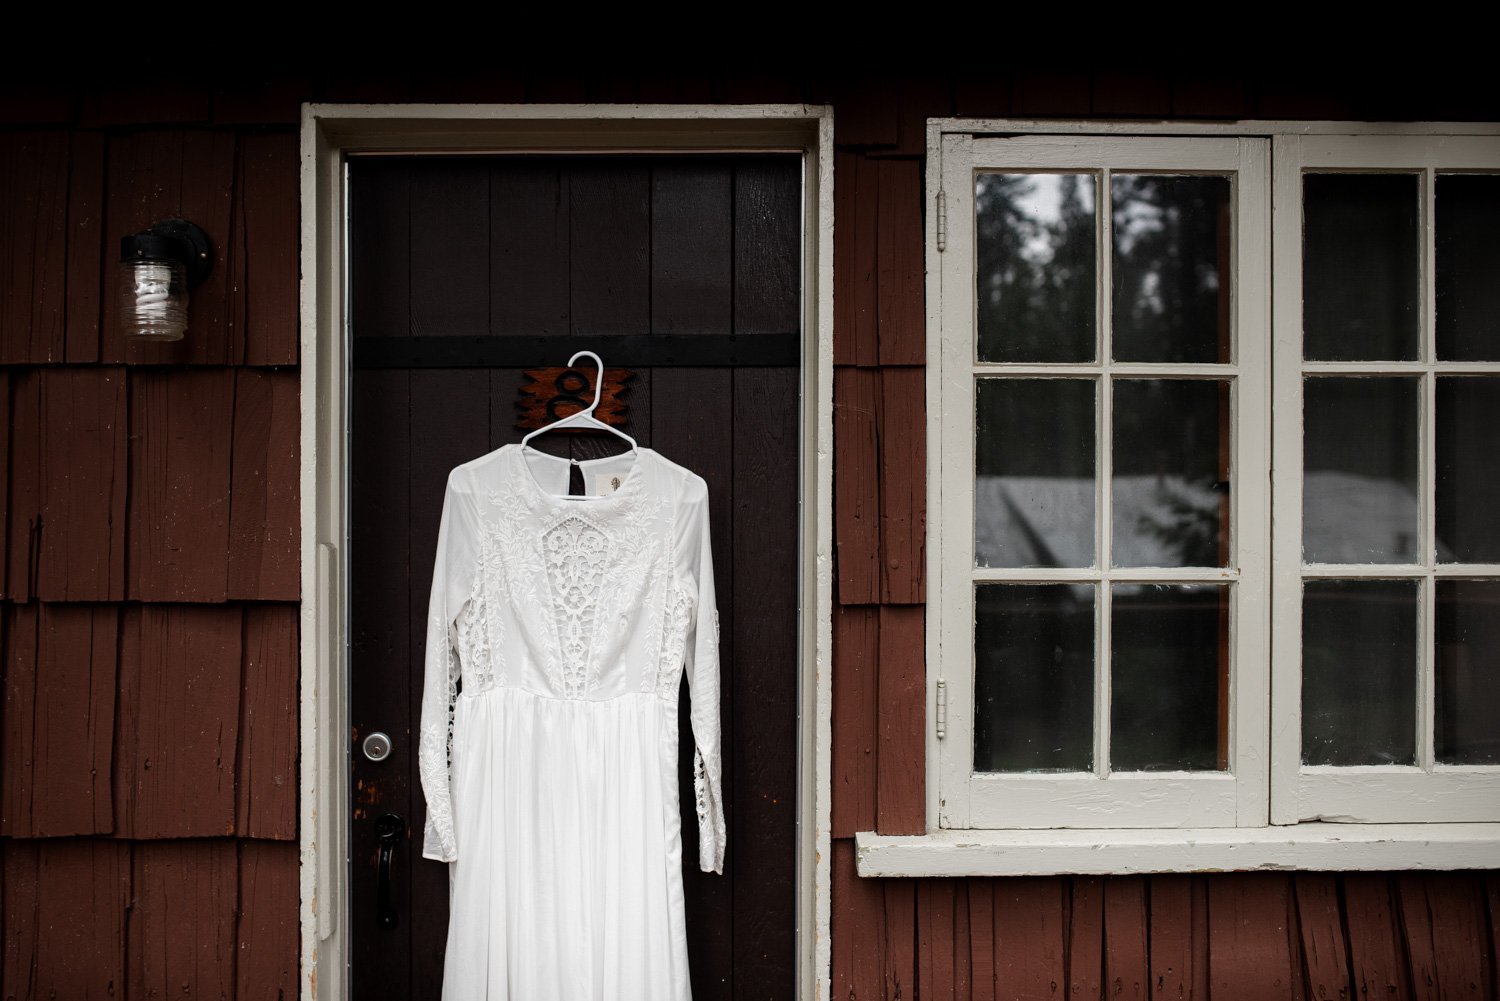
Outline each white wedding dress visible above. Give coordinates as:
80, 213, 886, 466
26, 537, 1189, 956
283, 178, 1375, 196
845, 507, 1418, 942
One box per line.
417, 443, 725, 1000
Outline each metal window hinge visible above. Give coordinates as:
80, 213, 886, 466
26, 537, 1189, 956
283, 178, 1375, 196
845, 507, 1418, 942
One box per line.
935, 189, 947, 252
935, 678, 947, 739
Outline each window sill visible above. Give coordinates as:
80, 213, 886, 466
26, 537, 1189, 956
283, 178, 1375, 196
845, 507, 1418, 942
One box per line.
853, 824, 1500, 877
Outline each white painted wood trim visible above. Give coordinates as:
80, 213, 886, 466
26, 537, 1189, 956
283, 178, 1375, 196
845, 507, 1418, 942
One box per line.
930, 119, 1500, 138
854, 824, 1500, 877
299, 103, 835, 1001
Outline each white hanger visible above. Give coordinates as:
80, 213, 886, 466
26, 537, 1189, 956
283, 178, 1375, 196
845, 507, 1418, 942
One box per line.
519, 350, 639, 456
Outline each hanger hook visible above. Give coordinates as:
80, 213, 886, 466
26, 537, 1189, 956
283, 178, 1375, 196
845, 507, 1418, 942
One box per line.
567, 350, 605, 415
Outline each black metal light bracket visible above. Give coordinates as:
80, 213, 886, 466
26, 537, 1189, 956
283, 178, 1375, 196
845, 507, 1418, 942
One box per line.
120, 218, 214, 288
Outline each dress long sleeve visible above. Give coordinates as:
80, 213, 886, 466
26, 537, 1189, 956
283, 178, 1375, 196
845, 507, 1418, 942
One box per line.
678, 476, 726, 875
418, 468, 481, 863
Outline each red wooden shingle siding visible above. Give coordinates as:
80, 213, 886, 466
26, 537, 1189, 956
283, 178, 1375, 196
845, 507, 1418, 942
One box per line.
1, 111, 300, 1000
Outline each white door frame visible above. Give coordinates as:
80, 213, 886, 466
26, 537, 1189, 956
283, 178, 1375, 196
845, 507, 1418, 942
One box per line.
297, 103, 835, 1001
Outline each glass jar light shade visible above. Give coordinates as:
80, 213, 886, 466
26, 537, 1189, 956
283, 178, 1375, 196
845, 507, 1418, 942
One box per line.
118, 219, 213, 343
120, 257, 189, 341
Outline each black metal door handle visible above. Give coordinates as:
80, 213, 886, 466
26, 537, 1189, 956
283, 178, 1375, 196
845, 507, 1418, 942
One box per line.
375, 812, 405, 930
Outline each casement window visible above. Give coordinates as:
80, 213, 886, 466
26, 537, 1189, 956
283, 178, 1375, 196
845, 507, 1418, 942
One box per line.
901, 123, 1500, 871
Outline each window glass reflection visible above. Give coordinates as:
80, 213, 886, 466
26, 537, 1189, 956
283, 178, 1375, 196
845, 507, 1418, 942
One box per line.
975, 378, 1096, 568
1303, 174, 1420, 361
975, 583, 1095, 773
1111, 174, 1232, 363
976, 173, 1097, 363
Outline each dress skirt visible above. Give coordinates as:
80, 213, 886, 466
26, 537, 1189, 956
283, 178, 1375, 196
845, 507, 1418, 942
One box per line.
440, 684, 692, 1000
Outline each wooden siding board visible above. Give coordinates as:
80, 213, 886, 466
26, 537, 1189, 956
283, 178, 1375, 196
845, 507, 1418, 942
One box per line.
227, 368, 300, 600
349, 367, 415, 996
876, 605, 925, 835
876, 159, 925, 366
834, 152, 879, 367
994, 877, 1068, 1000
79, 83, 211, 127
0, 840, 40, 1001
878, 366, 925, 603
65, 130, 106, 363
408, 160, 490, 340
1013, 72, 1093, 117
239, 131, 300, 365
831, 603, 879, 837
953, 71, 1014, 119
1, 605, 39, 835
490, 162, 568, 336
969, 878, 998, 1001
651, 161, 732, 336
1, 371, 11, 600
733, 156, 802, 337
1345, 874, 1414, 1001
0, 131, 68, 364
37, 368, 127, 601
833, 366, 881, 605
235, 839, 300, 999
5, 370, 40, 602
832, 837, 885, 1001
1150, 875, 1207, 1001
115, 606, 243, 838
1208, 873, 1306, 1001
884, 881, 917, 1001
953, 880, 972, 999
828, 74, 901, 149
211, 77, 308, 125
236, 605, 298, 839
888, 75, 952, 159
1294, 874, 1352, 1001
1069, 876, 1106, 1001
918, 878, 958, 1001
128, 369, 235, 601
1092, 72, 1173, 117
1105, 876, 1151, 1001
569, 159, 650, 336
1396, 872, 1492, 1001
1171, 76, 1250, 119
731, 367, 799, 999
127, 840, 238, 999
349, 159, 411, 341
32, 838, 129, 999
30, 605, 118, 836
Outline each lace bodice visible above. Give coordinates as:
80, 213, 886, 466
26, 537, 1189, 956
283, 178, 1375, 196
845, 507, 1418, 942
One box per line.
416, 444, 725, 874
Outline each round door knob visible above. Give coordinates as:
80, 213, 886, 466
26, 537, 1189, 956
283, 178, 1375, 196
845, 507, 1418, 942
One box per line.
362, 731, 393, 762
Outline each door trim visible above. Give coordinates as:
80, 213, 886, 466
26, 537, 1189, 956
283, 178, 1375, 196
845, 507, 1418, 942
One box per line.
298, 103, 835, 1001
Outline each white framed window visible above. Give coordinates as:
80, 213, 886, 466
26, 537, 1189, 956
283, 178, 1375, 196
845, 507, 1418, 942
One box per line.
870, 121, 1500, 875
933, 134, 1271, 831
1270, 134, 1500, 824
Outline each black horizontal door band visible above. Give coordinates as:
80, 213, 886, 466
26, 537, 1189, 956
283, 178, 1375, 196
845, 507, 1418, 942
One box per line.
352, 333, 801, 369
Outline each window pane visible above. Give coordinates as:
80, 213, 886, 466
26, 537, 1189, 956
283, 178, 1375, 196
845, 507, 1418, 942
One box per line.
1436, 174, 1500, 361
1111, 174, 1232, 363
975, 173, 1097, 362
1303, 377, 1419, 564
1303, 174, 1420, 361
1111, 583, 1229, 771
1436, 377, 1500, 563
1112, 379, 1230, 568
974, 583, 1094, 773
976, 378, 1096, 568
1435, 580, 1500, 765
1302, 579, 1417, 767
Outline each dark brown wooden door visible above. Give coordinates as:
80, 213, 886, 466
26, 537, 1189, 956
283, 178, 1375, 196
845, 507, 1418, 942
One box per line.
347, 154, 801, 999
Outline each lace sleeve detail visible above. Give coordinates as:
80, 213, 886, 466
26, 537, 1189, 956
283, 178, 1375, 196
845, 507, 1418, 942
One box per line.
681, 478, 725, 875
417, 470, 479, 863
